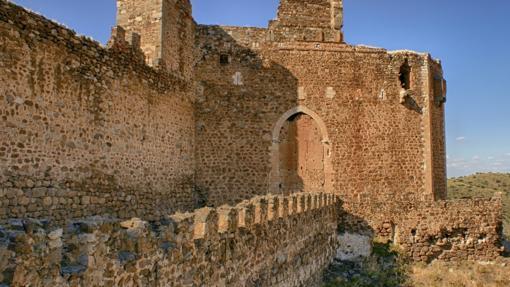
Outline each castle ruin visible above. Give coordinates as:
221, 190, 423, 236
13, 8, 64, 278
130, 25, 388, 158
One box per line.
0, 0, 504, 286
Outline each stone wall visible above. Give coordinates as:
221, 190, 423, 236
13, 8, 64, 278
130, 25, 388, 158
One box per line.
116, 0, 164, 67
269, 0, 344, 42
1, 0, 502, 274
0, 1, 196, 222
0, 192, 341, 287
195, 25, 444, 206
428, 60, 448, 199
0, 0, 451, 225
117, 0, 195, 80
0, 192, 503, 287
341, 195, 504, 262
161, 0, 195, 80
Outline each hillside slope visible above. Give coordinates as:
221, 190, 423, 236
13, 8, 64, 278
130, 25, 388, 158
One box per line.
448, 173, 510, 238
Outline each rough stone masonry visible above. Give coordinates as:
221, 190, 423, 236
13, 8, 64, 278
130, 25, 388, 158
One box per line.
0, 0, 505, 286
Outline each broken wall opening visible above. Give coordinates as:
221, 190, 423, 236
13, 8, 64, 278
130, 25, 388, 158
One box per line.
399, 60, 411, 90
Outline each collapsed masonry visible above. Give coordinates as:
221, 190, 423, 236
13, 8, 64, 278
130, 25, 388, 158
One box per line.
0, 0, 504, 286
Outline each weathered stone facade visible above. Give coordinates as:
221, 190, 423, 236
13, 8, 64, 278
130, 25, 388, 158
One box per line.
341, 195, 504, 263
195, 27, 441, 205
0, 1, 195, 222
0, 0, 505, 285
0, 193, 341, 286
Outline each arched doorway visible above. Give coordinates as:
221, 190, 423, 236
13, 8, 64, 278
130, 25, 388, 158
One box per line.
270, 106, 333, 194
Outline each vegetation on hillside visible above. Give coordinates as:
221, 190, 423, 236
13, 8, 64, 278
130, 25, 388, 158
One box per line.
448, 172, 510, 238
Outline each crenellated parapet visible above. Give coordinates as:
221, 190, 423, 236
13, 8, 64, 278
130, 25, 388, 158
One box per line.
107, 26, 145, 64
0, 192, 342, 286
0, 194, 505, 285
179, 192, 340, 240
0, 1, 505, 284
116, 0, 195, 80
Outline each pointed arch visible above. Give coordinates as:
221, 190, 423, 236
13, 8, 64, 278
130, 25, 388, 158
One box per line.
272, 106, 330, 144
269, 106, 333, 194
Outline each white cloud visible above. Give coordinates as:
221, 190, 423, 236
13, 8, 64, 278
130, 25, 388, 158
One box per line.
506, 153, 510, 157
455, 136, 466, 142
448, 154, 510, 177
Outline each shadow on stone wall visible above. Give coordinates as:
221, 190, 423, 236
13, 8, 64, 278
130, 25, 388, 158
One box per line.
0, 1, 196, 224
503, 237, 510, 257
0, 192, 347, 287
195, 25, 314, 205
318, 205, 413, 286
322, 242, 409, 287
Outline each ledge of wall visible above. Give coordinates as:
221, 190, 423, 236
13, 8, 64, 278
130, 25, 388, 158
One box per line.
0, 0, 191, 91
0, 0, 197, 221
0, 192, 341, 286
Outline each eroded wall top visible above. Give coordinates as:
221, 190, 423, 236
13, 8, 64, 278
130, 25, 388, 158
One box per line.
117, 0, 195, 80
269, 0, 344, 42
0, 0, 196, 222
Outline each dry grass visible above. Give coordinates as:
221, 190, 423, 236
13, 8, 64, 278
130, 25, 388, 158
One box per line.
323, 173, 510, 286
410, 260, 510, 287
411, 173, 510, 287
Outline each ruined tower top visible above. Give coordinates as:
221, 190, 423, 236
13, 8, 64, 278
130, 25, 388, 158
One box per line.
116, 0, 195, 80
269, 0, 344, 42
115, 0, 344, 77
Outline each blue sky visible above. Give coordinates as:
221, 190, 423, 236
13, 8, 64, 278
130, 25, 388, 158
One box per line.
12, 0, 510, 177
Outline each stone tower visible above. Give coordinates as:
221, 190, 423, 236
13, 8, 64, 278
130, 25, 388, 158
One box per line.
269, 0, 344, 42
116, 0, 194, 80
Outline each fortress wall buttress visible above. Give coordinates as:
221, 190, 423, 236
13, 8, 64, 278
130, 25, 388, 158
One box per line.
0, 1, 196, 222
428, 58, 448, 199
341, 194, 503, 262
161, 0, 195, 81
117, 0, 195, 80
117, 0, 164, 67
